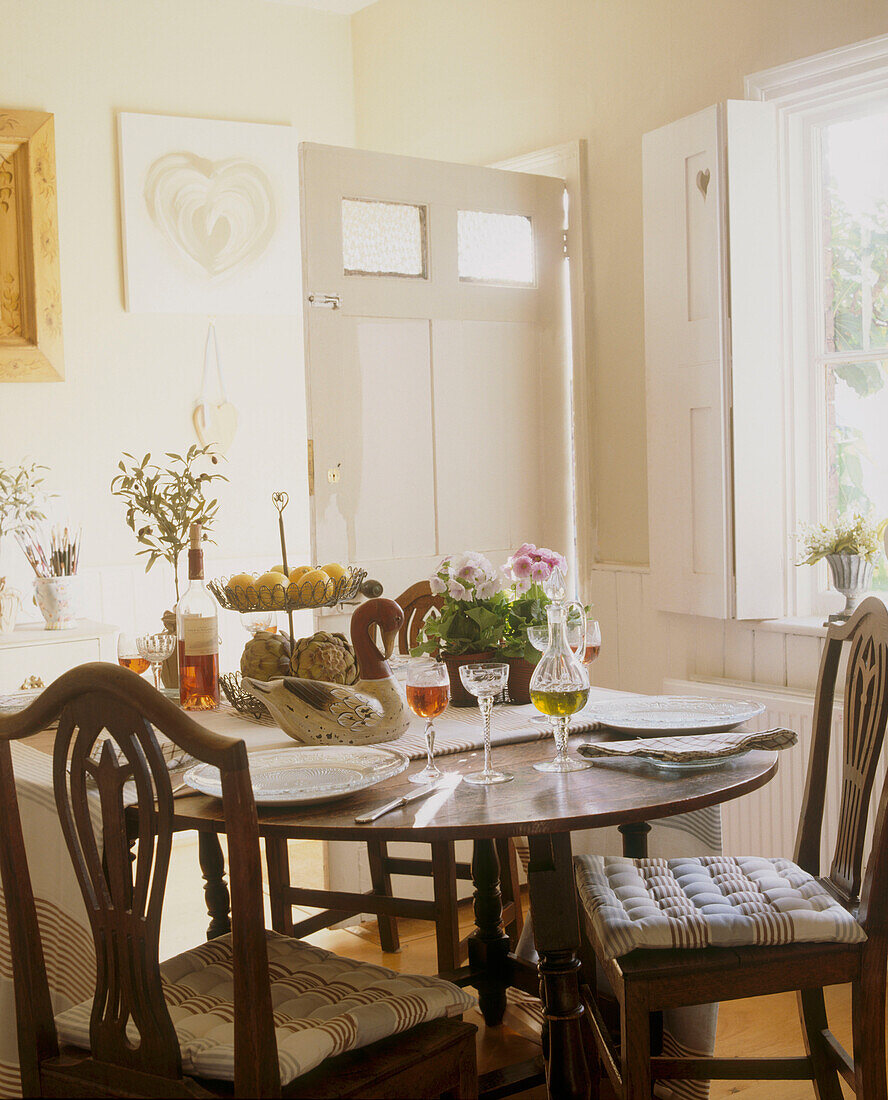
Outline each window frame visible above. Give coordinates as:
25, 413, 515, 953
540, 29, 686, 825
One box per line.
747, 33, 888, 618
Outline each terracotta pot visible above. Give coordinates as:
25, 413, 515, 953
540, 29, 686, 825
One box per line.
506, 656, 538, 705
442, 650, 497, 707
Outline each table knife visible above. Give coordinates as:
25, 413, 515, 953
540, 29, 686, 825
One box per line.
354, 781, 442, 824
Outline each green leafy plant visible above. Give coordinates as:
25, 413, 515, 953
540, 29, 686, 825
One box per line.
110, 445, 226, 602
411, 552, 510, 657
796, 511, 887, 566
0, 460, 50, 543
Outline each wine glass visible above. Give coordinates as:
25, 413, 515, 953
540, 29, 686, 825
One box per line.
405, 659, 450, 784
582, 620, 602, 666
118, 633, 149, 676
137, 632, 176, 691
458, 662, 513, 785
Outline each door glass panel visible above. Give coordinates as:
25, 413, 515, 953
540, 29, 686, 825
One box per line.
457, 210, 535, 286
341, 198, 428, 278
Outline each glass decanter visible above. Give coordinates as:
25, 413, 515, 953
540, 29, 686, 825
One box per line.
529, 569, 592, 772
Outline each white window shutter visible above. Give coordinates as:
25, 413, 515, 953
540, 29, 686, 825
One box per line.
643, 102, 786, 620
725, 100, 787, 620
643, 106, 732, 618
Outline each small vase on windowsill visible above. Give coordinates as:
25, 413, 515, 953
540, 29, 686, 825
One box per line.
824, 553, 873, 624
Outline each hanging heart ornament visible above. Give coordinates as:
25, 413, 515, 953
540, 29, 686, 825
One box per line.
194, 321, 238, 459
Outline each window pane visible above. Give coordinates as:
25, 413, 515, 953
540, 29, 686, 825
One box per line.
828, 358, 888, 588
341, 198, 427, 278
457, 210, 534, 286
822, 112, 888, 353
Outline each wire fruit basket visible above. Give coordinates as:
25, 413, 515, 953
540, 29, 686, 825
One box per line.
220, 672, 273, 721
209, 490, 366, 644
208, 568, 366, 614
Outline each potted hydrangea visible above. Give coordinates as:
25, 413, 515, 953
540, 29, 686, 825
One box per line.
412, 552, 510, 706
500, 543, 568, 703
797, 512, 887, 623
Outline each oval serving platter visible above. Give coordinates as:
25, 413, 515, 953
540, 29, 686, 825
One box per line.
586, 696, 765, 736
184, 745, 409, 806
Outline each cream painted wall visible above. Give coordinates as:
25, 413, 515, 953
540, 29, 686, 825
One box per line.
351, 0, 888, 566
0, 0, 354, 647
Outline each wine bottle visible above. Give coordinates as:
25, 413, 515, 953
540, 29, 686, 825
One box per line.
176, 523, 219, 710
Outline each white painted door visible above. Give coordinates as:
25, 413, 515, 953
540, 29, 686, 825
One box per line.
298, 143, 571, 600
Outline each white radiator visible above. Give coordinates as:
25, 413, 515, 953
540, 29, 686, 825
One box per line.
664, 677, 887, 872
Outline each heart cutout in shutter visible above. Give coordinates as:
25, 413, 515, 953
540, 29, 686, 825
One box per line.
144, 152, 277, 279
696, 168, 711, 199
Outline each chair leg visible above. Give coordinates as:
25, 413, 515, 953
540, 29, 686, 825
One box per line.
366, 839, 400, 953
853, 961, 888, 1100
431, 840, 461, 972
797, 988, 843, 1100
620, 984, 651, 1100
497, 837, 524, 944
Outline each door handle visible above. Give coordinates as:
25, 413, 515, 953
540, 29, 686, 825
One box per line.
308, 294, 341, 309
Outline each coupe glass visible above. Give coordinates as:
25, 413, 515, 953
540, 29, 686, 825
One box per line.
458, 662, 513, 785
118, 633, 149, 676
137, 632, 177, 691
405, 659, 450, 784
240, 610, 277, 636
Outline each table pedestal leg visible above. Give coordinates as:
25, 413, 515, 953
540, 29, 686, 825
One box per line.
199, 832, 231, 940
468, 837, 510, 1026
527, 833, 592, 1100
618, 821, 651, 858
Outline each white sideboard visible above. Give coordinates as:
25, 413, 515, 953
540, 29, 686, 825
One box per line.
0, 620, 118, 692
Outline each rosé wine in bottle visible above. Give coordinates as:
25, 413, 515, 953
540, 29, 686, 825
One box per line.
176, 523, 219, 710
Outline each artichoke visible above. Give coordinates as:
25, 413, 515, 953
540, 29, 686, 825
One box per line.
290, 631, 359, 685
240, 631, 292, 682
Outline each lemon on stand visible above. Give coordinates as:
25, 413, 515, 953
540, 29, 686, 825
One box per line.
295, 567, 332, 607
227, 572, 258, 611
255, 571, 289, 609
321, 562, 347, 586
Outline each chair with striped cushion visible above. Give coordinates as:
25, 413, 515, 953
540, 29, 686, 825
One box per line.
575, 597, 888, 1099
0, 664, 477, 1098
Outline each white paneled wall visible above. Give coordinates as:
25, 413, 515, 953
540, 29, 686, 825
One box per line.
585, 565, 827, 696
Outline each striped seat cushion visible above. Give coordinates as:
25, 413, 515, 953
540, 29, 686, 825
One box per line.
575, 855, 866, 959
54, 930, 475, 1085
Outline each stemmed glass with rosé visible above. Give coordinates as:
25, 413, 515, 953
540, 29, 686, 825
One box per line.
405, 659, 450, 784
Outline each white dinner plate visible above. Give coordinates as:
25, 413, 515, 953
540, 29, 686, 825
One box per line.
631, 749, 753, 770
184, 745, 409, 806
585, 696, 765, 736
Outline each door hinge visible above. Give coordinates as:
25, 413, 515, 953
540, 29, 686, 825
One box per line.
307, 439, 315, 496
308, 293, 341, 310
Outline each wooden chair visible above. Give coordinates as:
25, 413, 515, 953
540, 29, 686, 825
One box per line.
577, 597, 888, 1099
0, 663, 477, 1099
365, 581, 524, 967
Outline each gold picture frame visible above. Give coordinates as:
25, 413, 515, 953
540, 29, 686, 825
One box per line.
0, 109, 63, 382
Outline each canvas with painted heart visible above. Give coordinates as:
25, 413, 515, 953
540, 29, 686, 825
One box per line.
118, 112, 300, 314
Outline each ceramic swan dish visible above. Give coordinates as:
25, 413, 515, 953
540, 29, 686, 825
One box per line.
244, 598, 410, 746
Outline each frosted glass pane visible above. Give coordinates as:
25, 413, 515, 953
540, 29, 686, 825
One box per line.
458, 210, 535, 286
341, 198, 427, 278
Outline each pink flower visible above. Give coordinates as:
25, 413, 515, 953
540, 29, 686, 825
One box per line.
448, 579, 470, 601
429, 575, 446, 595
510, 554, 534, 579
514, 542, 537, 558
530, 560, 549, 582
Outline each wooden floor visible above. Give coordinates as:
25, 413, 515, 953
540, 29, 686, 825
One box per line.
162, 834, 862, 1099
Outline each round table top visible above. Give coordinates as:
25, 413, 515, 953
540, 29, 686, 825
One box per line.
171, 736, 779, 842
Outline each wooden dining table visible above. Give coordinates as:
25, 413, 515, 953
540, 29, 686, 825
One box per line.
161, 735, 779, 1100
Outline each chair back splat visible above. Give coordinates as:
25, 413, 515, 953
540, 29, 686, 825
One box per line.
795, 598, 888, 922
0, 662, 281, 1098
395, 580, 444, 655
